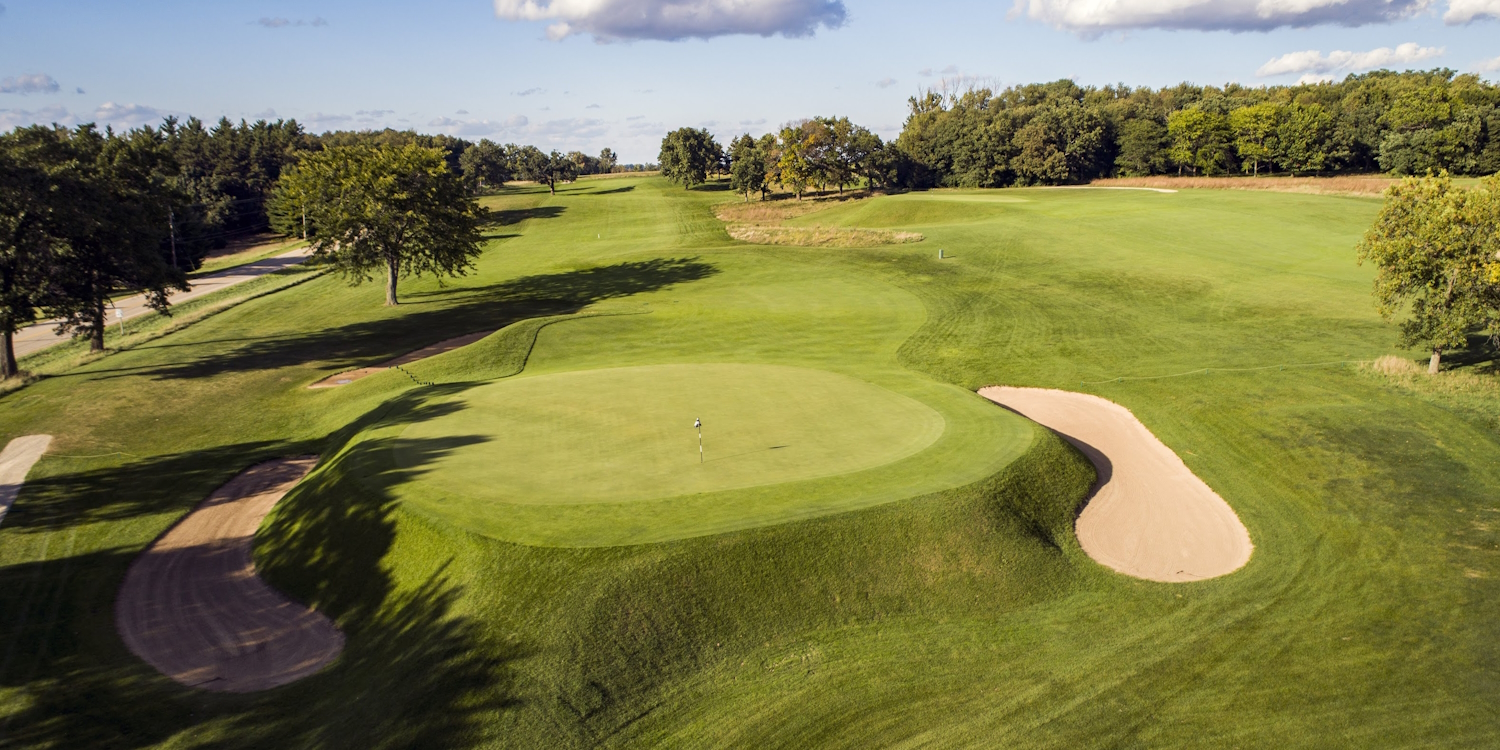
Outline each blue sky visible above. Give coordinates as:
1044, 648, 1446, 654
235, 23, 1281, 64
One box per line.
1, 0, 1497, 161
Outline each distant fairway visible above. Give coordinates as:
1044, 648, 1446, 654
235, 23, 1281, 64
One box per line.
397, 364, 944, 505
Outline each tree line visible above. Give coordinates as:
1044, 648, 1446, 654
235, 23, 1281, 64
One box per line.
662, 69, 1500, 198
901, 69, 1500, 187
660, 117, 893, 201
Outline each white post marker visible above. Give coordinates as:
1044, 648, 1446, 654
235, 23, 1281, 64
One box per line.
694, 418, 703, 463
115, 307, 125, 335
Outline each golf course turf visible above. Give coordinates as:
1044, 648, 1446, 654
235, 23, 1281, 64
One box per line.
1, 176, 1498, 748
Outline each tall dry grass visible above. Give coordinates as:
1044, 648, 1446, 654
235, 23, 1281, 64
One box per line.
1092, 175, 1396, 197
715, 191, 923, 248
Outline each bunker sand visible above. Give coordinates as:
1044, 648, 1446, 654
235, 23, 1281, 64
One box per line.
116, 456, 343, 692
979, 387, 1252, 582
0, 434, 52, 528
309, 331, 492, 388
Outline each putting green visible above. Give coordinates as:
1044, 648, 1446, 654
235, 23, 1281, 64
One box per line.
380, 360, 1031, 546
397, 363, 942, 503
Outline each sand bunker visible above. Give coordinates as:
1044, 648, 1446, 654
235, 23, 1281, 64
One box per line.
0, 434, 52, 528
116, 456, 343, 692
309, 331, 491, 388
978, 387, 1251, 582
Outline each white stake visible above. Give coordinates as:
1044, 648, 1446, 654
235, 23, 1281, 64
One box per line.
694, 418, 702, 463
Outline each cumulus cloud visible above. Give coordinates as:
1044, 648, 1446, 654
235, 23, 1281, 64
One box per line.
1476, 55, 1500, 72
1, 73, 61, 95
456, 109, 469, 114
875, 77, 897, 88
1445, 0, 1500, 21
355, 109, 395, 117
514, 87, 544, 96
586, 103, 601, 108
1256, 42, 1444, 76
258, 17, 328, 28
94, 102, 168, 126
1013, 0, 1434, 33
494, 0, 846, 41
0, 104, 75, 130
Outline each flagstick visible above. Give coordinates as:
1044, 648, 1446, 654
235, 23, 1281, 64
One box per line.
698, 424, 703, 463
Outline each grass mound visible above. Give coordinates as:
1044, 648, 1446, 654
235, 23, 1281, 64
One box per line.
395, 363, 943, 505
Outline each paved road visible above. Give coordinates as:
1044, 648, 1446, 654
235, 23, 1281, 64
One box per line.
14, 246, 312, 358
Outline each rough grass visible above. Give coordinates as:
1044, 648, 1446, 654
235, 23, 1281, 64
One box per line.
4, 177, 1500, 748
715, 192, 924, 247
724, 224, 923, 247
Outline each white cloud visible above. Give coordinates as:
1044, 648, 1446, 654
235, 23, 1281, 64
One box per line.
494, 0, 846, 41
456, 109, 469, 114
918, 68, 933, 76
1296, 73, 1336, 84
1476, 55, 1500, 72
1444, 0, 1500, 21
875, 77, 897, 88
427, 114, 531, 137
94, 102, 169, 126
1013, 0, 1434, 33
258, 17, 328, 28
586, 103, 601, 108
0, 73, 60, 95
514, 87, 544, 96
0, 104, 76, 130
1256, 42, 1444, 76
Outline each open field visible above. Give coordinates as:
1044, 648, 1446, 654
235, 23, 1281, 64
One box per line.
1, 177, 1498, 748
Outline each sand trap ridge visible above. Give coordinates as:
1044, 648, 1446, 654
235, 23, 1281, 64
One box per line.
309, 331, 492, 388
979, 387, 1251, 582
0, 434, 52, 528
116, 456, 343, 692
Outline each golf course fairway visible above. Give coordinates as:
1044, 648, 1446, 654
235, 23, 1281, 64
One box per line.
3, 176, 1498, 748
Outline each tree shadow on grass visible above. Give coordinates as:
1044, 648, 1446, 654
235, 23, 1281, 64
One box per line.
588, 185, 635, 195
0, 429, 524, 749
94, 257, 716, 382
485, 205, 566, 227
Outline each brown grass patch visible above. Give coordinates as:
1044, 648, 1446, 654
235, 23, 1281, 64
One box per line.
716, 191, 922, 248
725, 225, 923, 248
1092, 175, 1396, 197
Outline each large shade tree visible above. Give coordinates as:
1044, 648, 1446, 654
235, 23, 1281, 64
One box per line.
1358, 172, 1500, 373
728, 134, 765, 202
269, 144, 484, 306
0, 127, 65, 376
44, 125, 188, 352
659, 128, 720, 188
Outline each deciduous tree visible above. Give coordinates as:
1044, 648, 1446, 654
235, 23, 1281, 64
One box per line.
658, 128, 720, 188
1357, 173, 1500, 373
268, 144, 483, 306
728, 134, 765, 202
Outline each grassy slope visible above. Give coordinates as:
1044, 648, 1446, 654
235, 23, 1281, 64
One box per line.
0, 179, 1497, 748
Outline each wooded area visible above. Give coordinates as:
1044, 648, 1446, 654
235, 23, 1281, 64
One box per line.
666, 69, 1500, 197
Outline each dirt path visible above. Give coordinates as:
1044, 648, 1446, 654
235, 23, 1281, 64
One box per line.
14, 246, 313, 358
116, 456, 343, 692
0, 434, 52, 528
308, 330, 492, 388
979, 387, 1252, 582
